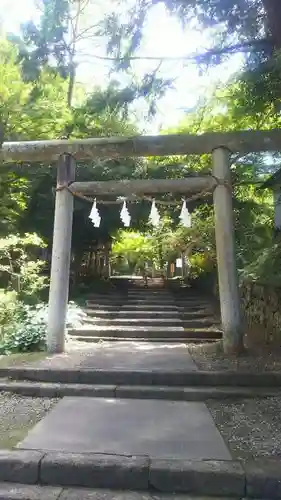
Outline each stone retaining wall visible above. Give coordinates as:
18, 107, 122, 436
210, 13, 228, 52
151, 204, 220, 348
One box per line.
240, 281, 281, 345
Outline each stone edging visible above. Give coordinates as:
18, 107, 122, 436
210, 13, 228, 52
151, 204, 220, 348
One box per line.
3, 367, 281, 387
0, 380, 279, 400
0, 449, 281, 498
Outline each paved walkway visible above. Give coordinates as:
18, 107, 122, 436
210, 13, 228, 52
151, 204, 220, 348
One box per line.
19, 397, 231, 460
26, 341, 198, 371
17, 289, 231, 468
18, 342, 232, 462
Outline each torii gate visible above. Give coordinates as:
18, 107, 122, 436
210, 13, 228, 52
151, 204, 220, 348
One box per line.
1, 129, 281, 354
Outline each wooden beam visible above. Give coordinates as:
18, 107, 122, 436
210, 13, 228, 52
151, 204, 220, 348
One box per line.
68, 177, 216, 196
1, 129, 281, 162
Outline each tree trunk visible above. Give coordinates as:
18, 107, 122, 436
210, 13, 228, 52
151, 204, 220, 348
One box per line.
67, 64, 76, 108
263, 0, 281, 48
262, 0, 281, 111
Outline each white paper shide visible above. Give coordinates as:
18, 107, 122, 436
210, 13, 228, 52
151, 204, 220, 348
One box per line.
120, 200, 131, 227
149, 200, 160, 227
179, 200, 191, 228
89, 199, 101, 228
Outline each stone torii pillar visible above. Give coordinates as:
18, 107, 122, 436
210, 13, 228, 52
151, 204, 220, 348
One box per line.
212, 147, 243, 354
47, 154, 75, 353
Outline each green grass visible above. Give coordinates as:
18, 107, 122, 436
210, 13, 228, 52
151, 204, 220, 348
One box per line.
0, 351, 47, 368
0, 425, 35, 449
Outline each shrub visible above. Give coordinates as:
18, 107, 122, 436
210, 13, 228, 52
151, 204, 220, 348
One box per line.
0, 290, 18, 334
0, 301, 87, 354
239, 242, 281, 286
0, 233, 48, 304
18, 260, 48, 303
0, 304, 46, 354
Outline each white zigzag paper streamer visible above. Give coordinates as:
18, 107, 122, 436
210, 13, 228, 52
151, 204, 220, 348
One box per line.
89, 199, 101, 228
179, 200, 191, 228
149, 200, 160, 227
120, 201, 131, 227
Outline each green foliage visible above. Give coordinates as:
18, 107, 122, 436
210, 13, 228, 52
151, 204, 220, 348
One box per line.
100, 0, 281, 118
0, 299, 87, 354
0, 304, 46, 354
188, 252, 215, 280
111, 230, 155, 273
10, 0, 70, 81
0, 233, 48, 302
240, 241, 281, 286
0, 290, 18, 334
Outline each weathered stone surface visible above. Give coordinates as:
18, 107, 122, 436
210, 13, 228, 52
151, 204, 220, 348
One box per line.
60, 488, 153, 500
149, 459, 245, 496
115, 385, 186, 401
0, 450, 43, 484
245, 459, 281, 499
151, 497, 225, 500
0, 482, 62, 499
58, 384, 116, 397
40, 452, 149, 489
19, 398, 231, 460
240, 280, 281, 344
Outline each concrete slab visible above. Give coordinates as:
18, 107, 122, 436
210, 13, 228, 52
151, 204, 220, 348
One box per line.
26, 342, 198, 371
19, 398, 231, 461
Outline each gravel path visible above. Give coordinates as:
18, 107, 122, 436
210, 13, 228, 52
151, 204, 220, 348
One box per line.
189, 341, 281, 371
208, 397, 281, 461
0, 393, 58, 448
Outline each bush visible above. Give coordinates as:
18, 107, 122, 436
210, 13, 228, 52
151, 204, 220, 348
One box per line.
0, 300, 87, 354
239, 242, 281, 286
18, 260, 48, 303
0, 233, 48, 304
0, 304, 46, 354
0, 290, 18, 334
189, 252, 215, 281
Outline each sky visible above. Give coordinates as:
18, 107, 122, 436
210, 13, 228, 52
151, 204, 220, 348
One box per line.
0, 0, 243, 132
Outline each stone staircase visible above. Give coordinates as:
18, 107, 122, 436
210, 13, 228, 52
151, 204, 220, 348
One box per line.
1, 284, 279, 498
68, 286, 222, 343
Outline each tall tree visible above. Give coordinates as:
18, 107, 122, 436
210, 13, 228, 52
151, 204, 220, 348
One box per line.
100, 0, 281, 114
9, 0, 107, 106
8, 0, 171, 114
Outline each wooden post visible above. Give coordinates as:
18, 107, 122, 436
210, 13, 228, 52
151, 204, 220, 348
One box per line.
47, 154, 75, 353
212, 147, 243, 354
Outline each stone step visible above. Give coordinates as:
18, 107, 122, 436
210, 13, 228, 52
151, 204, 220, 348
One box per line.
3, 366, 281, 387
0, 379, 278, 400
68, 327, 222, 339
0, 449, 276, 497
0, 483, 243, 500
84, 318, 183, 327
84, 309, 181, 318
183, 319, 217, 328
0, 482, 63, 500
87, 295, 176, 301
72, 336, 217, 343
86, 302, 179, 310
84, 309, 215, 321
177, 300, 212, 306
183, 309, 213, 316
83, 318, 216, 328
68, 327, 183, 338
127, 293, 172, 298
